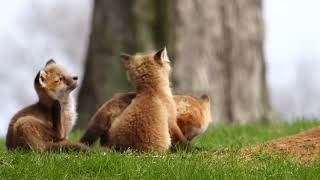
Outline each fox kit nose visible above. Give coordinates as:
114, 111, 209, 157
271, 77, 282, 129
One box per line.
67, 77, 78, 90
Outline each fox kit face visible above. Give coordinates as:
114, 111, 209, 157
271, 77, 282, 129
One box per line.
36, 59, 78, 101
121, 48, 171, 86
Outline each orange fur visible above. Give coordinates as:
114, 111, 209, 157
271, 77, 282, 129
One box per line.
103, 48, 178, 152
80, 93, 212, 146
175, 95, 212, 141
6, 60, 88, 152
81, 48, 212, 150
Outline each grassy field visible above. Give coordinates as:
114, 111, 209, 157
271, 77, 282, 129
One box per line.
0, 120, 320, 179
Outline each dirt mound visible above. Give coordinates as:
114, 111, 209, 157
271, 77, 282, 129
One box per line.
242, 127, 320, 162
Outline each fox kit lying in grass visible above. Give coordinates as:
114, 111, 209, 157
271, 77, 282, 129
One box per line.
174, 94, 211, 141
6, 60, 89, 152
80, 93, 212, 147
90, 48, 183, 152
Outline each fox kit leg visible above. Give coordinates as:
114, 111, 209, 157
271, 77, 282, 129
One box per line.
14, 117, 88, 152
170, 122, 188, 145
80, 123, 105, 146
14, 116, 55, 151
99, 132, 108, 147
46, 139, 89, 152
82, 93, 136, 147
51, 101, 66, 141
167, 105, 188, 146
80, 112, 112, 146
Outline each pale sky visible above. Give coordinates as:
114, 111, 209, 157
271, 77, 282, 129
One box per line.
264, 0, 320, 87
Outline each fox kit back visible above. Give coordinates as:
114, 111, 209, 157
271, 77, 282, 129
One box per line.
108, 48, 176, 152
6, 60, 88, 152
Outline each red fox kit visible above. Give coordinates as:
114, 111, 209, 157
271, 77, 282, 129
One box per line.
80, 93, 212, 147
6, 60, 89, 152
175, 95, 211, 141
104, 48, 185, 152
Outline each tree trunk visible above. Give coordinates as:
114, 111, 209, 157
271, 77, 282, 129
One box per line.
77, 0, 170, 128
77, 1, 136, 128
78, 0, 272, 128
173, 0, 272, 123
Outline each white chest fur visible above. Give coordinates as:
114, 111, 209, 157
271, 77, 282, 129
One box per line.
61, 96, 78, 133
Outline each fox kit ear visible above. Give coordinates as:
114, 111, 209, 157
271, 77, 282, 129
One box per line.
45, 59, 56, 67
38, 70, 47, 87
120, 54, 131, 62
154, 47, 170, 65
201, 94, 210, 102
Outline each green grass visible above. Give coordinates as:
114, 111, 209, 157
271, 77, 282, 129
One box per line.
1, 120, 320, 179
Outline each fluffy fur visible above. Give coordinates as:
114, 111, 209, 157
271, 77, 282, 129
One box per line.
6, 60, 88, 152
175, 95, 212, 141
80, 93, 212, 147
102, 48, 179, 152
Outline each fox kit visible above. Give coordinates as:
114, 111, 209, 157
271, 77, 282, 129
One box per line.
175, 95, 211, 141
80, 93, 212, 147
105, 48, 185, 152
6, 60, 88, 152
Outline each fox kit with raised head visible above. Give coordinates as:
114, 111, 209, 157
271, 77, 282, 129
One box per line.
80, 93, 212, 147
6, 60, 89, 152
105, 48, 186, 152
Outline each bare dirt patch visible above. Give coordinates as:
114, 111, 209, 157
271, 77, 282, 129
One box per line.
242, 127, 320, 162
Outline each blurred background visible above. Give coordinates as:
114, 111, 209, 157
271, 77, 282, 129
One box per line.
0, 0, 320, 136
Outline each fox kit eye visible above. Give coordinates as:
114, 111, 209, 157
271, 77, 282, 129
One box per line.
55, 76, 63, 83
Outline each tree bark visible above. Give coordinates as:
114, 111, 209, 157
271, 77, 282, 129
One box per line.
77, 1, 135, 128
173, 0, 272, 123
77, 0, 169, 128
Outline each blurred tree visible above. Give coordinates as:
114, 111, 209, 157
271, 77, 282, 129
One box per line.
78, 0, 272, 128
77, 0, 172, 128
173, 0, 272, 123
